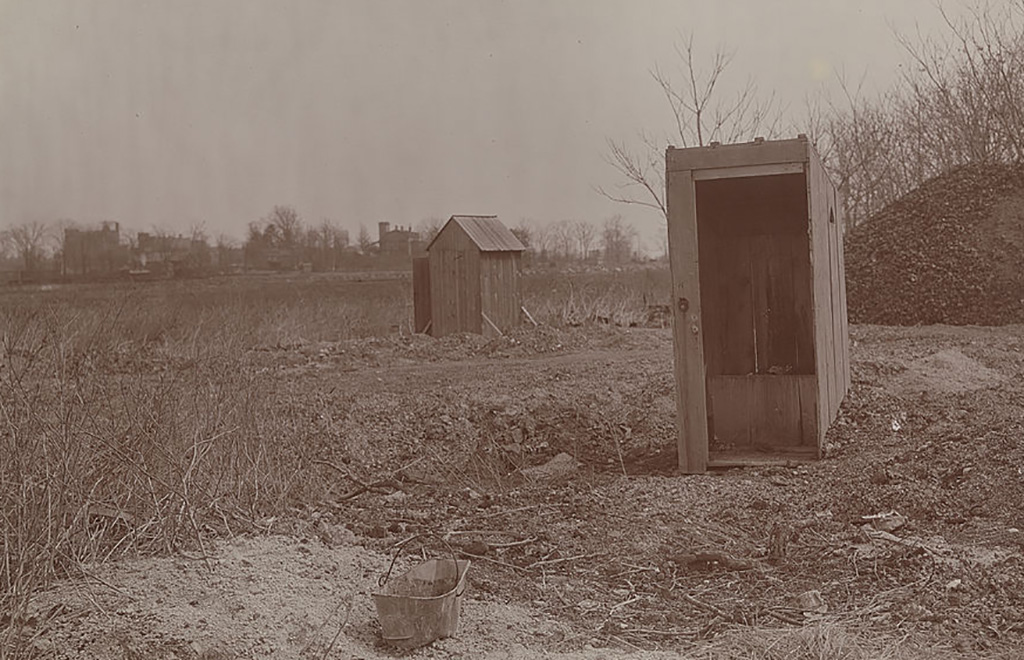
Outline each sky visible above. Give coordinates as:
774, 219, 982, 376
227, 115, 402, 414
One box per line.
0, 0, 971, 250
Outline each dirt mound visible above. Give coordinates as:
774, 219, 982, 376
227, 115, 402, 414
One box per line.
845, 163, 1024, 325
890, 348, 1005, 395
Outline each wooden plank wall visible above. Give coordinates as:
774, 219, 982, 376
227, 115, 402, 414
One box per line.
695, 174, 815, 378
709, 375, 818, 450
834, 186, 852, 393
412, 257, 431, 334
479, 252, 522, 336
808, 149, 849, 446
666, 163, 710, 474
428, 224, 481, 337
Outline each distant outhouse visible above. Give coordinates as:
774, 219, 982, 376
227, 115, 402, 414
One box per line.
413, 215, 526, 337
666, 136, 850, 473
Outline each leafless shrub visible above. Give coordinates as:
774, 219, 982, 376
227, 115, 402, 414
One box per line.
814, 0, 1024, 226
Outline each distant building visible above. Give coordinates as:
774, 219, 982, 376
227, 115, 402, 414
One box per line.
378, 222, 425, 257
63, 222, 128, 275
137, 232, 210, 275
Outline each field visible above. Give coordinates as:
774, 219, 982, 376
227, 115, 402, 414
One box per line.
2, 270, 1023, 659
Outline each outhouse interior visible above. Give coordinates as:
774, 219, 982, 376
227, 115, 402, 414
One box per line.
696, 171, 816, 454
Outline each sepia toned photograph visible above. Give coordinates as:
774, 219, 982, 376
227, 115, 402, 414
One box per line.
2, 1, 1023, 657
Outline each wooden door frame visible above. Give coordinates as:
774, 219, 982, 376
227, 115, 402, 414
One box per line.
666, 164, 710, 474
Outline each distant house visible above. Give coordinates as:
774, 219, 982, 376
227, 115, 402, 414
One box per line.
378, 222, 425, 257
136, 232, 209, 275
416, 215, 526, 337
63, 221, 127, 275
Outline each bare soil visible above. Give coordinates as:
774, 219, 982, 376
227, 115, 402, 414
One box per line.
19, 323, 1024, 658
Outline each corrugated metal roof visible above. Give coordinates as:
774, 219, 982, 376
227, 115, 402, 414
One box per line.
428, 215, 526, 252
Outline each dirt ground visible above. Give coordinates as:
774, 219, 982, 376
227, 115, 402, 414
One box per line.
19, 323, 1024, 658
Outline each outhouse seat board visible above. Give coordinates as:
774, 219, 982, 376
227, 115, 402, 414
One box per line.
666, 137, 850, 473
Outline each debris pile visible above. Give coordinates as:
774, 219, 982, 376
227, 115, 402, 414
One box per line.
845, 163, 1024, 325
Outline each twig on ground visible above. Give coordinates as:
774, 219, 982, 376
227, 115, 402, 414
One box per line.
764, 608, 805, 626
527, 552, 603, 569
442, 529, 526, 537
619, 627, 698, 639
315, 456, 426, 500
489, 537, 538, 549
607, 634, 642, 651
320, 594, 354, 660
609, 594, 643, 614
610, 563, 659, 579
681, 593, 729, 619
458, 550, 527, 572
670, 551, 757, 571
477, 503, 560, 519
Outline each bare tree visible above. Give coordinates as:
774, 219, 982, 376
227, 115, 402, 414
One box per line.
6, 221, 51, 272
266, 206, 303, 248
216, 233, 239, 271
510, 219, 532, 250
602, 215, 637, 265
316, 219, 340, 270
812, 1, 1024, 225
51, 218, 76, 276
418, 217, 444, 244
552, 220, 575, 260
0, 228, 12, 262
572, 219, 597, 261
599, 34, 784, 219
357, 224, 374, 254
529, 220, 554, 260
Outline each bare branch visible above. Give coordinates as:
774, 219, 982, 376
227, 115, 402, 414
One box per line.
603, 34, 782, 221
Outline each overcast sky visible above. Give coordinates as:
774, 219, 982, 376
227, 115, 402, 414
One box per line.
0, 0, 968, 249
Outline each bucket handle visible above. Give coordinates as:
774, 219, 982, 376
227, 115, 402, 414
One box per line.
378, 532, 466, 596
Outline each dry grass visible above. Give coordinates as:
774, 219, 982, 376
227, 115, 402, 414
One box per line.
0, 269, 670, 656
524, 266, 672, 327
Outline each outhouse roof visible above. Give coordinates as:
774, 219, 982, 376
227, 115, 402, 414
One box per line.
428, 215, 526, 253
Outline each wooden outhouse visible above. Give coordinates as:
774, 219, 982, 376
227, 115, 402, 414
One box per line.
415, 215, 526, 337
665, 136, 850, 473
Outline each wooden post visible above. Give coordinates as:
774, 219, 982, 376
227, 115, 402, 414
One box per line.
666, 158, 709, 474
412, 256, 431, 334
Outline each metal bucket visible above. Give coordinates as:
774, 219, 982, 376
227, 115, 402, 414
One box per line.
372, 535, 470, 649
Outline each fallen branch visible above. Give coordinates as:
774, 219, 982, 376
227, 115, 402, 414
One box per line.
681, 593, 729, 619
609, 594, 643, 614
864, 528, 941, 557
458, 550, 527, 572
527, 552, 602, 570
618, 627, 698, 639
607, 634, 642, 651
314, 457, 426, 500
764, 608, 805, 626
477, 504, 560, 519
670, 551, 757, 571
442, 529, 526, 537
489, 537, 538, 549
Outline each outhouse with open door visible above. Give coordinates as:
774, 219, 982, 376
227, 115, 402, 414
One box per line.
665, 136, 850, 473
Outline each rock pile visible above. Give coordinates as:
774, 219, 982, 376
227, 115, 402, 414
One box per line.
845, 163, 1024, 325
